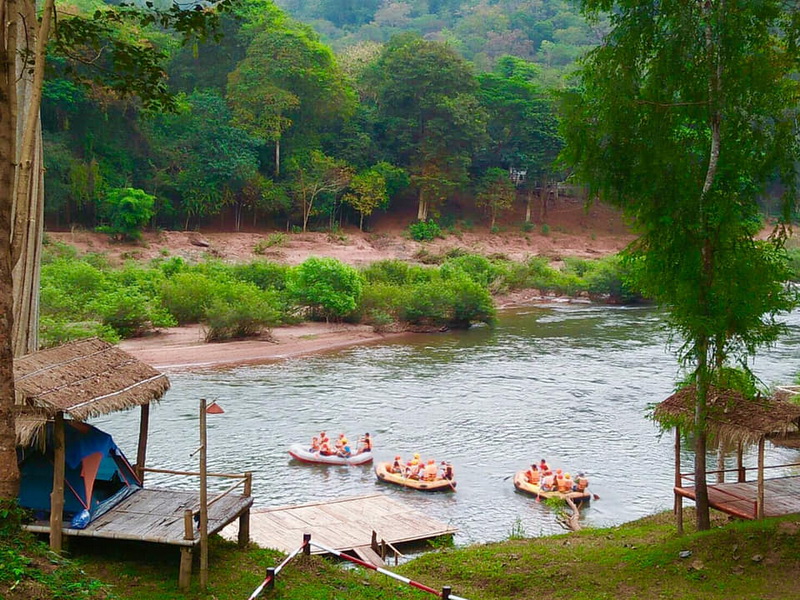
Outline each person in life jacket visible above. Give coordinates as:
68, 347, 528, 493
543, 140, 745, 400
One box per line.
309, 437, 320, 452
539, 459, 549, 473
319, 438, 333, 456
338, 444, 352, 458
408, 461, 423, 480
556, 474, 570, 493
391, 455, 403, 474
358, 433, 372, 454
409, 453, 421, 466
526, 464, 540, 485
440, 461, 454, 480
564, 473, 573, 492
424, 459, 438, 481
541, 471, 555, 491
335, 434, 348, 451
574, 472, 589, 492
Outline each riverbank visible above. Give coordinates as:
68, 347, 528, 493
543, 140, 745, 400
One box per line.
119, 321, 407, 371
9, 508, 800, 599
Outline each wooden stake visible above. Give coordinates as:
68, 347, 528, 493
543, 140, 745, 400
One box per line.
49, 411, 65, 552
757, 436, 765, 519
238, 471, 252, 548
674, 427, 683, 535
135, 403, 150, 483
199, 399, 209, 588
737, 443, 745, 482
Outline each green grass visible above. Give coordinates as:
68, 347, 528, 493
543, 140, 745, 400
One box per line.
0, 510, 786, 600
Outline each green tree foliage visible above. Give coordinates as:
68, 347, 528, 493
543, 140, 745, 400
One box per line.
371, 34, 487, 221
342, 168, 388, 230
475, 168, 516, 228
145, 90, 261, 228
561, 0, 800, 530
289, 257, 363, 319
288, 151, 353, 231
97, 188, 156, 241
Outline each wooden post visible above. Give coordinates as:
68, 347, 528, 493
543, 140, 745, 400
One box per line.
737, 443, 745, 482
757, 436, 765, 519
199, 399, 209, 589
238, 471, 252, 548
371, 530, 378, 553
442, 585, 451, 599
49, 411, 65, 552
303, 533, 311, 555
674, 427, 683, 535
716, 443, 725, 484
179, 509, 194, 591
135, 403, 150, 483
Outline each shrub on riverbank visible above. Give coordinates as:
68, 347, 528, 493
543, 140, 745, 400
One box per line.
37, 246, 639, 345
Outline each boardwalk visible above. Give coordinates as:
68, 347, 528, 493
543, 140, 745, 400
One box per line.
23, 487, 253, 545
222, 493, 457, 555
676, 475, 800, 520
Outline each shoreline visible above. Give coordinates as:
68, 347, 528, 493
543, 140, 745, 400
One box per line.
120, 294, 593, 371
119, 321, 408, 371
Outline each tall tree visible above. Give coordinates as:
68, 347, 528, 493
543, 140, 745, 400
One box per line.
372, 34, 487, 221
0, 0, 230, 502
562, 0, 800, 529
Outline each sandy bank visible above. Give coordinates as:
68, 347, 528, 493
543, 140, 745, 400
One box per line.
119, 322, 405, 371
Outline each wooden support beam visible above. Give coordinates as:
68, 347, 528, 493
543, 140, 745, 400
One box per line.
49, 412, 65, 552
674, 427, 683, 535
238, 472, 252, 548
135, 403, 150, 483
716, 444, 725, 484
178, 547, 193, 591
737, 443, 745, 483
757, 437, 765, 519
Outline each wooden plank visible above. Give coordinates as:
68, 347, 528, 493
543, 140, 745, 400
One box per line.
351, 546, 386, 567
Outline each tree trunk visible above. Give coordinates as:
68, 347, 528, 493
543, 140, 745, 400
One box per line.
417, 188, 428, 221
525, 189, 532, 223
359, 212, 364, 231
275, 138, 280, 178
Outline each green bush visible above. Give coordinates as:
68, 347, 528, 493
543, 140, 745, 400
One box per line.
96, 187, 155, 241
408, 220, 443, 242
441, 254, 499, 288
361, 260, 433, 285
231, 261, 292, 291
401, 281, 454, 325
39, 316, 120, 348
289, 257, 363, 319
204, 283, 282, 341
91, 289, 176, 338
254, 233, 287, 254
161, 272, 222, 324
448, 274, 496, 327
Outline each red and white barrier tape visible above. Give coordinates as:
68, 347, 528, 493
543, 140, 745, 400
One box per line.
309, 540, 468, 600
247, 541, 307, 600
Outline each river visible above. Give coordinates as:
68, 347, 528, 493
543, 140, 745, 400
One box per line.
93, 304, 800, 545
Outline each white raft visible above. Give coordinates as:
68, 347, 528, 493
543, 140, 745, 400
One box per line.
288, 443, 373, 466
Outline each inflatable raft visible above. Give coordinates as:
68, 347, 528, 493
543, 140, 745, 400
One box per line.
288, 444, 373, 466
375, 461, 456, 492
513, 470, 591, 503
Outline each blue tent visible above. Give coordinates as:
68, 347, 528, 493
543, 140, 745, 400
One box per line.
18, 421, 141, 527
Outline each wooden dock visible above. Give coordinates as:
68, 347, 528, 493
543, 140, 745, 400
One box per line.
676, 475, 800, 520
23, 487, 253, 545
222, 493, 456, 557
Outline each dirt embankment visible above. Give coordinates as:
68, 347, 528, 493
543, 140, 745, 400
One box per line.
54, 198, 634, 371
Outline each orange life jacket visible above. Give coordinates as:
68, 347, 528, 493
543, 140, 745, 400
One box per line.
424, 463, 438, 480
527, 469, 540, 484
557, 476, 570, 492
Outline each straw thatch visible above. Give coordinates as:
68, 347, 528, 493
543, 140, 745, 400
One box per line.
653, 384, 800, 447
13, 337, 170, 422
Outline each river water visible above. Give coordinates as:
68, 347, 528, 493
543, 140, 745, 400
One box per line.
94, 304, 800, 545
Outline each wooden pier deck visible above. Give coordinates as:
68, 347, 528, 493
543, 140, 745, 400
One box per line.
23, 487, 253, 545
676, 475, 800, 520
222, 493, 457, 555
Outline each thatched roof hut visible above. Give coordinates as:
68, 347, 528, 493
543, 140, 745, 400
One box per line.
655, 384, 800, 524
653, 384, 800, 448
14, 337, 169, 447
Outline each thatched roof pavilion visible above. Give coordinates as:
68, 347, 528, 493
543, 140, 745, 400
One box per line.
13, 337, 170, 551
653, 384, 800, 447
654, 384, 800, 527
14, 337, 169, 448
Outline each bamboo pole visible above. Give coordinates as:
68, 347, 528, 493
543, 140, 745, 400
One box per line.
199, 399, 209, 589
674, 427, 683, 535
136, 403, 150, 483
141, 467, 244, 478
49, 411, 65, 551
737, 443, 745, 482
757, 436, 765, 519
